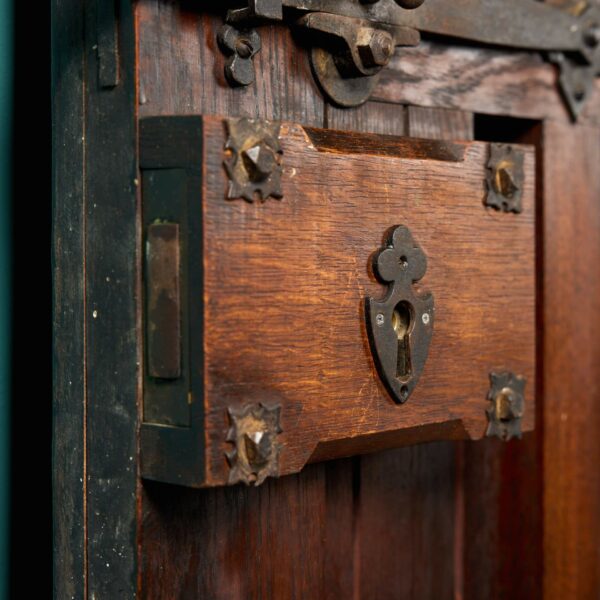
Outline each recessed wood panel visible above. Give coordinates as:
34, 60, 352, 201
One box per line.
374, 41, 600, 126
140, 115, 536, 487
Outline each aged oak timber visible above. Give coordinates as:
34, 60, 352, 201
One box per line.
140, 115, 536, 487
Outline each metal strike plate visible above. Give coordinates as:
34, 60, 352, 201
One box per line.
146, 222, 182, 380
365, 225, 434, 404
217, 0, 600, 119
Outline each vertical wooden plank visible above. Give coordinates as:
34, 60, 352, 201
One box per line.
463, 436, 542, 599
323, 459, 356, 600
463, 117, 543, 600
407, 107, 474, 141
137, 4, 350, 598
52, 1, 86, 598
141, 464, 352, 599
84, 0, 138, 596
406, 106, 474, 141
321, 102, 413, 600
332, 103, 467, 600
543, 120, 600, 599
358, 445, 456, 600
326, 101, 405, 134
136, 0, 324, 126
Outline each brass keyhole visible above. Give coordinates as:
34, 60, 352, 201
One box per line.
392, 301, 413, 385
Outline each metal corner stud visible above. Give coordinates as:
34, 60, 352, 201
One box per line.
224, 118, 283, 202
365, 225, 434, 404
226, 402, 283, 486
485, 144, 525, 214
486, 371, 526, 441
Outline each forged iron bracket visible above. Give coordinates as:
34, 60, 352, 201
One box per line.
217, 0, 600, 119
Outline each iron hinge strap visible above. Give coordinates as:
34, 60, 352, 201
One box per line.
220, 0, 600, 119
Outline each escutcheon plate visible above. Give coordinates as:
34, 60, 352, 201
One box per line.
365, 225, 434, 404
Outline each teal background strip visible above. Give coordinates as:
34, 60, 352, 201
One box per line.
0, 0, 11, 597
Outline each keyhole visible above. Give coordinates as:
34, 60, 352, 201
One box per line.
392, 302, 413, 383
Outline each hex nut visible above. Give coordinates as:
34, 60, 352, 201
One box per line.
359, 30, 395, 68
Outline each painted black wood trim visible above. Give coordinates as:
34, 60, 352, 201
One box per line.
140, 117, 206, 487
139, 116, 204, 169
96, 0, 120, 88
84, 0, 138, 596
142, 169, 190, 427
52, 0, 86, 597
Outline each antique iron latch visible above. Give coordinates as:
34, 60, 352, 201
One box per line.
365, 226, 434, 404
218, 0, 600, 119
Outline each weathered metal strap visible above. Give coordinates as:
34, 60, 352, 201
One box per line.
219, 0, 600, 119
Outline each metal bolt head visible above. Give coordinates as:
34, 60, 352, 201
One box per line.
376, 313, 385, 326
486, 144, 524, 213
486, 372, 526, 440
394, 0, 426, 9
218, 25, 261, 57
244, 431, 272, 468
235, 38, 254, 59
359, 30, 395, 68
421, 312, 430, 325
494, 387, 523, 422
242, 143, 278, 182
218, 26, 261, 87
225, 56, 256, 87
494, 164, 519, 199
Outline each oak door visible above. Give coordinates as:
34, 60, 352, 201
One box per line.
53, 0, 600, 598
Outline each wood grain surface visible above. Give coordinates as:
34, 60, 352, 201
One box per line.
138, 108, 537, 596
84, 0, 139, 596
135, 9, 348, 598
332, 103, 465, 600
407, 106, 474, 141
53, 0, 139, 598
542, 120, 600, 599
136, 1, 324, 126
326, 101, 406, 135
374, 41, 600, 126
132, 3, 600, 598
163, 115, 537, 485
52, 0, 86, 596
403, 105, 474, 600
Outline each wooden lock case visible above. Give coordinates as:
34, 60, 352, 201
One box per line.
140, 115, 536, 488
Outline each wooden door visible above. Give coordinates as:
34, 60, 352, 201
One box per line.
53, 1, 600, 598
